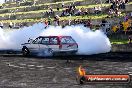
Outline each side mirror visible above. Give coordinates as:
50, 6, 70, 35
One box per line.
28, 38, 33, 43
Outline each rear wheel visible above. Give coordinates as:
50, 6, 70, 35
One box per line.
43, 48, 54, 56
47, 48, 54, 56
22, 47, 30, 56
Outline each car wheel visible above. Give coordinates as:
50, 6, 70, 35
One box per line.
22, 47, 30, 56
48, 48, 54, 56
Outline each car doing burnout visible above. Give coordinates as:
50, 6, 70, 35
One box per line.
22, 36, 78, 56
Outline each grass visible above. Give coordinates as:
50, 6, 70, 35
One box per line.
0, 4, 114, 16
1, 12, 126, 23
45, 0, 84, 5
128, 1, 132, 4
0, 13, 108, 23
59, 14, 108, 20
110, 38, 128, 44
0, 1, 131, 17
76, 3, 111, 9
3, 1, 33, 7
1, 1, 132, 13
0, 0, 83, 11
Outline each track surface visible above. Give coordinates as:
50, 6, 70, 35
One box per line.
0, 53, 132, 88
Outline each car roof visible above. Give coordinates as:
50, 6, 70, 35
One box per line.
38, 36, 71, 38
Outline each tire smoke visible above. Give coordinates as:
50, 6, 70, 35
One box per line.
0, 23, 111, 55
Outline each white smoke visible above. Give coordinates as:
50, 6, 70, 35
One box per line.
0, 23, 111, 55
0, 23, 45, 49
0, 0, 5, 4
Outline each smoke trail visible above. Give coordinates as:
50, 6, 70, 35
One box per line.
40, 25, 111, 55
0, 23, 45, 49
0, 23, 111, 55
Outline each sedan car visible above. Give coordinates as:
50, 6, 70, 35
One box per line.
22, 36, 78, 56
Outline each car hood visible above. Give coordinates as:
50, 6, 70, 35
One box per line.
21, 43, 30, 45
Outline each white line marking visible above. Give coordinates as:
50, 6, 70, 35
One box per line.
36, 65, 44, 68
28, 65, 35, 67
46, 67, 56, 69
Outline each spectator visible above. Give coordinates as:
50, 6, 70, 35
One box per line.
119, 21, 124, 30
62, 1, 64, 7
54, 15, 60, 26
101, 19, 107, 27
120, 0, 126, 9
68, 19, 71, 25
84, 9, 88, 15
124, 14, 129, 21
48, 16, 52, 25
122, 19, 130, 34
98, 6, 102, 13
49, 7, 53, 14
61, 10, 66, 16
0, 22, 3, 28
57, 7, 59, 11
110, 0, 117, 10
100, 19, 111, 34
115, 8, 121, 16
9, 22, 13, 29
125, 0, 129, 3
80, 7, 85, 15
19, 22, 23, 28
44, 19, 48, 27
106, 0, 112, 3
46, 6, 54, 15
86, 19, 92, 28
128, 35, 132, 44
108, 9, 114, 17
112, 25, 119, 32
94, 6, 102, 14
109, 0, 126, 17
75, 9, 82, 16
130, 12, 132, 18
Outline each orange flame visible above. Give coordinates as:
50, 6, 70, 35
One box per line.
78, 66, 86, 76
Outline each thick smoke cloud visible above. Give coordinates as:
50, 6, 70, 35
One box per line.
0, 23, 45, 49
0, 23, 111, 55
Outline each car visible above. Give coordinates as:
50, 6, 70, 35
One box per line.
21, 36, 78, 56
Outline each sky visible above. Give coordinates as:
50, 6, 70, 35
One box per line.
0, 0, 5, 4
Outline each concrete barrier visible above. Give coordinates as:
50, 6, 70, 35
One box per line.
111, 44, 132, 52
126, 4, 132, 12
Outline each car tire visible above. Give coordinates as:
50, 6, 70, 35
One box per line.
22, 47, 30, 56
48, 48, 54, 56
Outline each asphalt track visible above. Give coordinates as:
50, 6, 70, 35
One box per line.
0, 52, 132, 88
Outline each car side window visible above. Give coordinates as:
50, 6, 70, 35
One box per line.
32, 37, 42, 44
41, 38, 49, 45
61, 38, 67, 44
50, 37, 58, 44
61, 37, 75, 44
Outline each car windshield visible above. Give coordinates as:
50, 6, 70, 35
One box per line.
32, 37, 42, 44
61, 37, 76, 44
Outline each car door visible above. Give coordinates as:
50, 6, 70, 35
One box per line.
39, 37, 50, 51
60, 37, 77, 51
49, 37, 59, 51
28, 37, 42, 52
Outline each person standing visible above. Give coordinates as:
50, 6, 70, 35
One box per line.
48, 16, 52, 25
9, 22, 13, 29
0, 22, 3, 28
128, 35, 132, 44
62, 1, 64, 8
